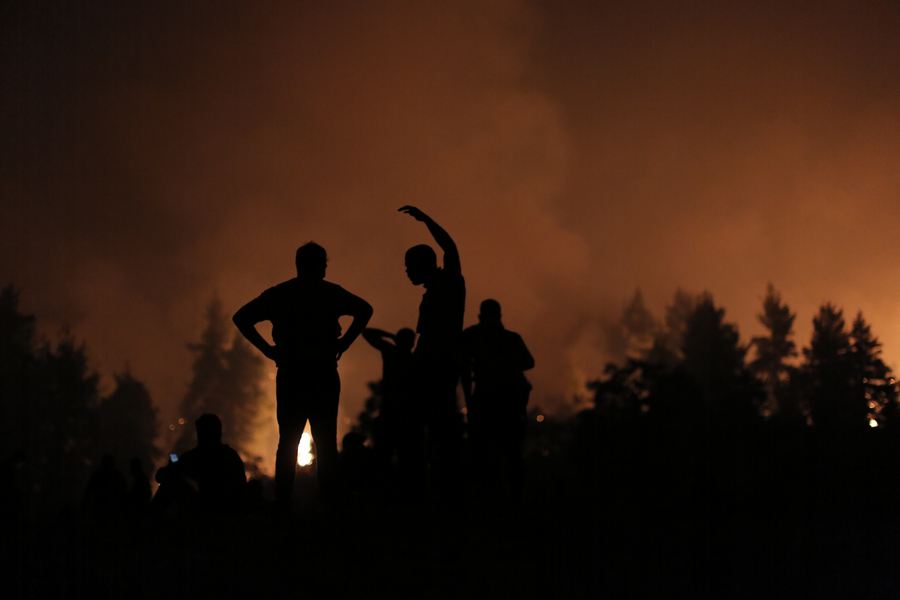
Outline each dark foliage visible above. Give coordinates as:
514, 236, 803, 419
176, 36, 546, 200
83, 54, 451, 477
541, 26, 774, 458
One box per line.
96, 370, 162, 475
0, 284, 161, 513
174, 296, 265, 461
749, 284, 801, 421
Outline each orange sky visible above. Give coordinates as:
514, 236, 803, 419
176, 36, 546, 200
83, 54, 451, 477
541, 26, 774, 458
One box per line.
3, 0, 900, 444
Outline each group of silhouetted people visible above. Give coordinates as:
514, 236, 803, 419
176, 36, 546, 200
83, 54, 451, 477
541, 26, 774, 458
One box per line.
149, 206, 533, 515
81, 455, 152, 522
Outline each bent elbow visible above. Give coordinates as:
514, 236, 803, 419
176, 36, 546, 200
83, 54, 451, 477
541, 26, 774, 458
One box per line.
359, 300, 374, 320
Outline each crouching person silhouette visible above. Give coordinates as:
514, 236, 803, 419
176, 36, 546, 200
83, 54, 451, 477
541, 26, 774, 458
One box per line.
153, 414, 246, 516
234, 242, 373, 511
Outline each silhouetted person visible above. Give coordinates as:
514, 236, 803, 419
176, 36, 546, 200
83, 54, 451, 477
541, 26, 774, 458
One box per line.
126, 457, 152, 517
362, 327, 423, 483
461, 299, 534, 503
82, 454, 127, 522
234, 242, 373, 509
154, 414, 246, 516
399, 206, 466, 492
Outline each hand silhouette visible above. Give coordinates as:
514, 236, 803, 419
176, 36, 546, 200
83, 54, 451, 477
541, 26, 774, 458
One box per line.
398, 205, 428, 221
262, 345, 282, 366
336, 336, 352, 360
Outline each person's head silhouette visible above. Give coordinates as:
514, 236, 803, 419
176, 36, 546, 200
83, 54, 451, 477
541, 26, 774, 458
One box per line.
404, 244, 437, 286
478, 299, 502, 326
395, 327, 416, 352
296, 242, 328, 281
195, 413, 223, 446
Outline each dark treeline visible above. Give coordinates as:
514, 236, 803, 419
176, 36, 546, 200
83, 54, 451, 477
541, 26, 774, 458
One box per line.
0, 285, 161, 515
347, 284, 900, 595
539, 284, 900, 596
0, 286, 270, 517
594, 284, 898, 429
3, 281, 900, 596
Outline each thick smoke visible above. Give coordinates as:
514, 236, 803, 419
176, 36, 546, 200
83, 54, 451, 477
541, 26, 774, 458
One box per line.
2, 1, 899, 441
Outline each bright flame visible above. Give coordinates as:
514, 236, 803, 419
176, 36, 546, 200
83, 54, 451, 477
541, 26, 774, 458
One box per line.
869, 419, 879, 428
297, 433, 313, 466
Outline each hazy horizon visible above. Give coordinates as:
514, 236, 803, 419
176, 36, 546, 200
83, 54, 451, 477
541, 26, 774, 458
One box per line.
3, 1, 899, 454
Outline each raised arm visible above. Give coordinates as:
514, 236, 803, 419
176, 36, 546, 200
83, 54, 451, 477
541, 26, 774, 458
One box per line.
399, 206, 460, 276
362, 328, 395, 352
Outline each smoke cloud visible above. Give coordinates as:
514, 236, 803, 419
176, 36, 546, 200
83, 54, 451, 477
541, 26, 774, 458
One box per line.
3, 1, 899, 440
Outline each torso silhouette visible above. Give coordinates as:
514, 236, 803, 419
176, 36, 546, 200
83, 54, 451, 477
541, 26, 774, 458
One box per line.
462, 322, 533, 416
171, 443, 245, 512
255, 278, 358, 366
416, 267, 466, 361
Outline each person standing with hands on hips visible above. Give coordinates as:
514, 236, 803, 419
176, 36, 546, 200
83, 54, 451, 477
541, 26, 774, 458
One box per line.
233, 242, 372, 511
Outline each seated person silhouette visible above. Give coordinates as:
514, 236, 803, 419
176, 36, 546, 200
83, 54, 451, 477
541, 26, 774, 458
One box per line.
362, 327, 423, 483
461, 299, 534, 502
82, 454, 127, 521
234, 242, 373, 509
153, 414, 246, 516
399, 206, 466, 491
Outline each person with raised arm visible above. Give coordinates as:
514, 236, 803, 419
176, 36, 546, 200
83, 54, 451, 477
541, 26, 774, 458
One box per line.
398, 206, 466, 492
233, 242, 372, 510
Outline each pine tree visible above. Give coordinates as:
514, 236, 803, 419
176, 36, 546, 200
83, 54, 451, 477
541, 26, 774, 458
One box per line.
96, 369, 162, 473
174, 297, 230, 453
682, 293, 759, 422
802, 304, 854, 431
848, 312, 897, 428
617, 289, 660, 361
0, 285, 38, 459
651, 288, 697, 366
174, 295, 266, 460
220, 333, 266, 458
36, 330, 102, 506
749, 284, 800, 421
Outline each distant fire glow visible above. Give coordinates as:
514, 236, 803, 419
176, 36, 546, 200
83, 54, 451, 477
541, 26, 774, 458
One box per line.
297, 433, 313, 466
869, 419, 879, 428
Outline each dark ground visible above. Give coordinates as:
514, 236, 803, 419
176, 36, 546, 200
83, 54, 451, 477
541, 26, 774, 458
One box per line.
4, 424, 899, 599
